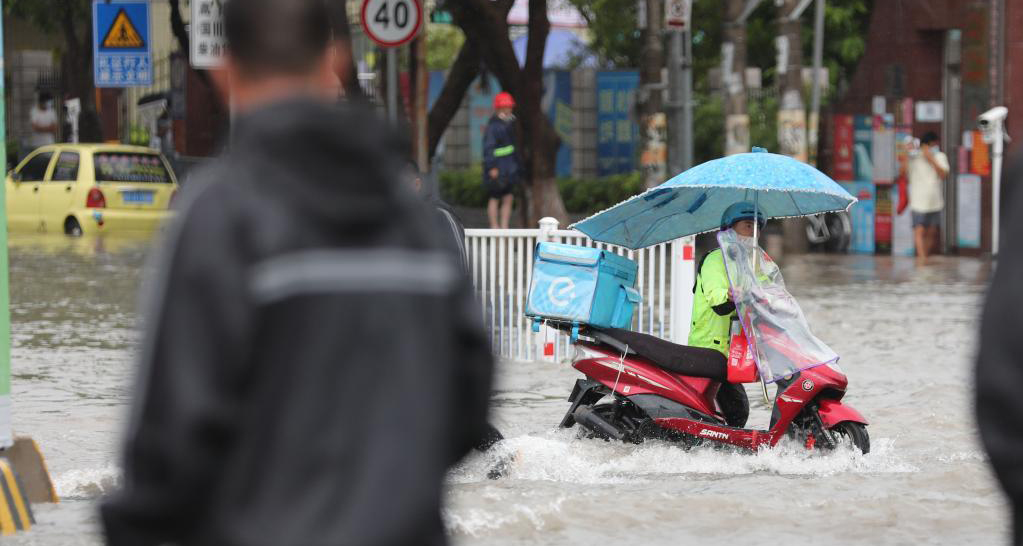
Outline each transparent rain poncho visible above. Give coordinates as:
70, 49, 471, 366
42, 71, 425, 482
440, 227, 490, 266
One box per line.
717, 229, 839, 383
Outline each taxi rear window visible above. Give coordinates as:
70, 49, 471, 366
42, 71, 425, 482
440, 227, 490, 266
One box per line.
93, 153, 171, 183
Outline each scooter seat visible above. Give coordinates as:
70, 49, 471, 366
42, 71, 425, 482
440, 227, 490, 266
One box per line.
590, 327, 727, 381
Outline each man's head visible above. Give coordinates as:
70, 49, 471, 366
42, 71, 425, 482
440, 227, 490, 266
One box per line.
920, 131, 940, 148
217, 0, 338, 111
37, 91, 52, 108
720, 201, 767, 237
493, 92, 515, 119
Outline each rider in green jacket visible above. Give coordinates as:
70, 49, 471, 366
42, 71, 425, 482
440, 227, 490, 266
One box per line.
689, 202, 766, 357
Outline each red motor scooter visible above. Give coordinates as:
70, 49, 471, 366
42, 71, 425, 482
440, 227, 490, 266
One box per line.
558, 318, 870, 454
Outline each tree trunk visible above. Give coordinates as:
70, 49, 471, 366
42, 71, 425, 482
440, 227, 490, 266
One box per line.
427, 42, 480, 161
723, 0, 749, 156
450, 0, 569, 225
638, 0, 666, 188
520, 0, 567, 224
777, 0, 808, 254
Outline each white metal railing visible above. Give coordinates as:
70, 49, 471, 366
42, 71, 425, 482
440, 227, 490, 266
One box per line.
465, 218, 696, 362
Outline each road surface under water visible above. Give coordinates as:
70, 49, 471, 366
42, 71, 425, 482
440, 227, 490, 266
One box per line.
4, 234, 1007, 545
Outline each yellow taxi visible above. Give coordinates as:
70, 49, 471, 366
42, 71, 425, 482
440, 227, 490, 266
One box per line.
6, 143, 178, 235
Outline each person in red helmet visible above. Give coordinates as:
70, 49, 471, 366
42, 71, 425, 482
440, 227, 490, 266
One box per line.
483, 91, 521, 228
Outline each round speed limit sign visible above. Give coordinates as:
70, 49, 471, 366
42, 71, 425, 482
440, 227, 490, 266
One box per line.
361, 0, 423, 47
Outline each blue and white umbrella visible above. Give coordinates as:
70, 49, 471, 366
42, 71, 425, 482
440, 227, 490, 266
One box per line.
571, 148, 856, 250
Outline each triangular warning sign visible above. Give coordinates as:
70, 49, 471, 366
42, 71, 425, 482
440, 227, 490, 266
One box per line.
102, 9, 145, 49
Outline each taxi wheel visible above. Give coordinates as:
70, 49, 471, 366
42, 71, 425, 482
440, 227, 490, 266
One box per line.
64, 218, 83, 237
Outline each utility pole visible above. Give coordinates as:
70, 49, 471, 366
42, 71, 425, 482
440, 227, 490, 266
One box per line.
777, 0, 808, 253
666, 0, 693, 174
638, 0, 666, 187
723, 0, 750, 155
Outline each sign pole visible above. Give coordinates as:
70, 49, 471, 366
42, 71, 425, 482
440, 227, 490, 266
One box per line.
360, 0, 423, 124
665, 0, 693, 173
387, 47, 398, 124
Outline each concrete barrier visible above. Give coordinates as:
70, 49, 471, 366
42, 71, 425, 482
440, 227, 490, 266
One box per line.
0, 458, 33, 535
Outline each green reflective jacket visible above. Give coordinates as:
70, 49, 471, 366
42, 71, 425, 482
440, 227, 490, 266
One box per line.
688, 249, 734, 356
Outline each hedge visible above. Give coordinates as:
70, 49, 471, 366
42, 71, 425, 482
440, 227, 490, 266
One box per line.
438, 168, 645, 215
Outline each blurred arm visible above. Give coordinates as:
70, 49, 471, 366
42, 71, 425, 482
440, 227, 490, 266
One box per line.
101, 191, 252, 545
448, 273, 495, 463
483, 121, 499, 173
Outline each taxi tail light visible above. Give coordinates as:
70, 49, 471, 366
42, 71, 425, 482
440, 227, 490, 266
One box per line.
169, 189, 178, 207
86, 188, 106, 208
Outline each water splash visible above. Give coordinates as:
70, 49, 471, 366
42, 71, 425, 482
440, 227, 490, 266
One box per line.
450, 432, 916, 486
53, 466, 120, 500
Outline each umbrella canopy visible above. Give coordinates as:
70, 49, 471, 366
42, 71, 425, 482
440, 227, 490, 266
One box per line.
570, 149, 856, 249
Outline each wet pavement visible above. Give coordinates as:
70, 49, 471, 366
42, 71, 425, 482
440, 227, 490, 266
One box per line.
3, 235, 1006, 545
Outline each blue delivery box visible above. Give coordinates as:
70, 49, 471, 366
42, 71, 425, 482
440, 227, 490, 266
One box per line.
526, 242, 641, 330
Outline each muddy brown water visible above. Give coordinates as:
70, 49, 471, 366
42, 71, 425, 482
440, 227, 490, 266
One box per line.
4, 234, 1007, 545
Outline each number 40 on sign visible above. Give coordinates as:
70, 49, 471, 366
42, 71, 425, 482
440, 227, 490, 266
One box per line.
360, 0, 423, 48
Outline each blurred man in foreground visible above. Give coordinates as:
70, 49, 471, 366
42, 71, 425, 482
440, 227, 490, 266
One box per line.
977, 152, 1023, 545
101, 1, 494, 544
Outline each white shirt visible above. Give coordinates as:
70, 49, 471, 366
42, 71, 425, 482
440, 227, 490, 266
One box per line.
29, 105, 58, 148
907, 148, 949, 214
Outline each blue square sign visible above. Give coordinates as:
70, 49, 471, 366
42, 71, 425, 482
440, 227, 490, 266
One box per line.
93, 0, 152, 87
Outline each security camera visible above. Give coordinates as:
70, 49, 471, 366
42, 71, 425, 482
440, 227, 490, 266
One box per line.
979, 106, 1008, 128
979, 106, 1009, 144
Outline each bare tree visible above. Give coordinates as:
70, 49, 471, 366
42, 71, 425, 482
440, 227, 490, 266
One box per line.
447, 0, 569, 224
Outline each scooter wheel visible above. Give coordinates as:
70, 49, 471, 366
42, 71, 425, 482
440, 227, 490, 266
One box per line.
828, 421, 870, 455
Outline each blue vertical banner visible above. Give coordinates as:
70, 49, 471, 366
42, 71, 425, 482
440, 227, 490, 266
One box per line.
93, 0, 152, 87
842, 182, 875, 254
596, 71, 639, 177
545, 71, 573, 178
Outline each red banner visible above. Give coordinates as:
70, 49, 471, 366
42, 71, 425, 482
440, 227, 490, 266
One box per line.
832, 114, 855, 181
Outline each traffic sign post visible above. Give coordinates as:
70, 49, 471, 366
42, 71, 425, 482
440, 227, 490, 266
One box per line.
92, 0, 153, 87
360, 0, 422, 123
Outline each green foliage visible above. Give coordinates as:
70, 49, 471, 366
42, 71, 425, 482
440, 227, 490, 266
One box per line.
427, 23, 466, 70
439, 168, 645, 214
439, 168, 488, 208
557, 172, 644, 214
570, 0, 871, 95
6, 0, 88, 33
693, 92, 724, 165
567, 0, 642, 67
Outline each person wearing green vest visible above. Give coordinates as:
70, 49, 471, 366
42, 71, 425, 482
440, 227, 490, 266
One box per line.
689, 201, 767, 356
482, 92, 520, 229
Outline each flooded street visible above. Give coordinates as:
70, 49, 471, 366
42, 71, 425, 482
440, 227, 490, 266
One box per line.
5, 235, 1006, 545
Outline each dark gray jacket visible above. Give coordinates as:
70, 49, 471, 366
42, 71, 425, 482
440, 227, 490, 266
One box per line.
977, 152, 1023, 544
101, 99, 494, 546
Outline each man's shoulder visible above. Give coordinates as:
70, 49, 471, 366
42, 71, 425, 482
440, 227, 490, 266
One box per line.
173, 159, 254, 224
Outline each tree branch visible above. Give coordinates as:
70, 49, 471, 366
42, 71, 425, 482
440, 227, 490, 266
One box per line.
455, 0, 521, 97
427, 41, 481, 160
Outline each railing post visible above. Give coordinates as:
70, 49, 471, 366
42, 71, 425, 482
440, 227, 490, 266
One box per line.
669, 236, 696, 344
538, 217, 559, 242
536, 217, 560, 362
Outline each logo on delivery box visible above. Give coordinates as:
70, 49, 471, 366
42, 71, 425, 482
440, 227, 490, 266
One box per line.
548, 277, 576, 307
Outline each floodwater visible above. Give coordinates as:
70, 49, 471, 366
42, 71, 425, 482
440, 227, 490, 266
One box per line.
5, 234, 1007, 545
